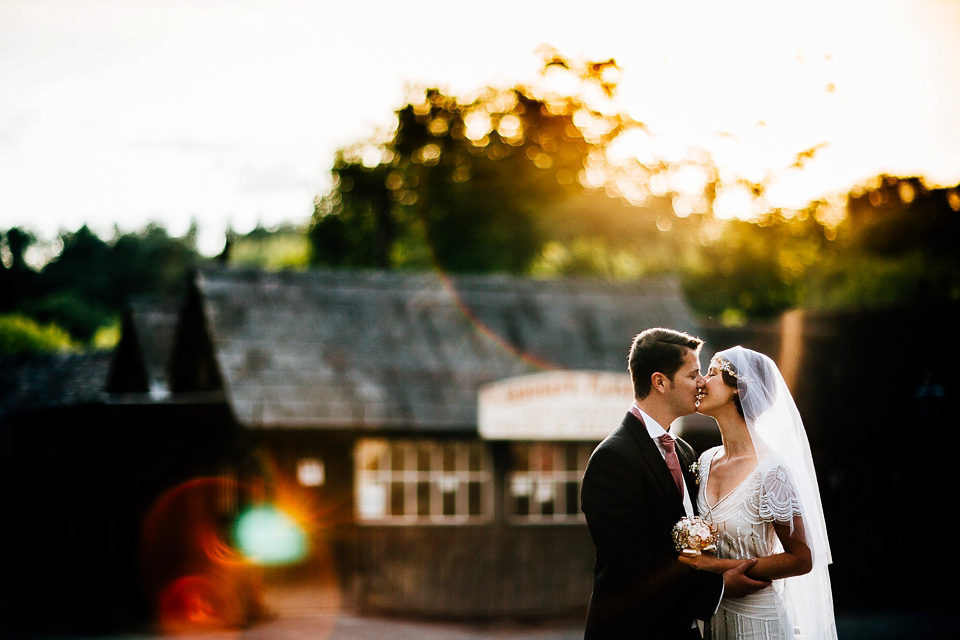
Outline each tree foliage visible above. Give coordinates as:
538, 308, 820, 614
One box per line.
802, 175, 960, 310
224, 224, 311, 269
0, 313, 76, 355
683, 175, 960, 320
307, 45, 959, 317
2, 224, 199, 345
309, 56, 637, 274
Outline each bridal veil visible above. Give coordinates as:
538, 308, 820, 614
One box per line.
713, 346, 837, 640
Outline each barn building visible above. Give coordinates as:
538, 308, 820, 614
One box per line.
144, 265, 707, 618
4, 264, 955, 633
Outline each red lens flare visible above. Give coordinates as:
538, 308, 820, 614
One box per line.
140, 465, 346, 633
141, 477, 267, 632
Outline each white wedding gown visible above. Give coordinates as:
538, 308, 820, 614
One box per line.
696, 447, 803, 640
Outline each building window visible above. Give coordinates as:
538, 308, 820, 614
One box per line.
297, 458, 325, 487
508, 442, 593, 523
355, 439, 493, 524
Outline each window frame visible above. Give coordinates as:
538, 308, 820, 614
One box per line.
506, 441, 594, 525
354, 438, 494, 525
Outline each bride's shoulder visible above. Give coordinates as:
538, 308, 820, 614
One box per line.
698, 446, 721, 465
756, 455, 795, 483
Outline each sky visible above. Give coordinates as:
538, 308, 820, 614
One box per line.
2, 0, 960, 257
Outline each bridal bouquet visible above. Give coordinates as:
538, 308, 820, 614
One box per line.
671, 516, 718, 556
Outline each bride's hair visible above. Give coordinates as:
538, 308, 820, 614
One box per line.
718, 368, 745, 418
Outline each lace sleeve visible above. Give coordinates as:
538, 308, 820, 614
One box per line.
758, 462, 803, 523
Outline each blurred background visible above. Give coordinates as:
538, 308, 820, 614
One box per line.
1, 0, 957, 637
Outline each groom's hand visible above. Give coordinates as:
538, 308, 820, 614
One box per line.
722, 559, 770, 598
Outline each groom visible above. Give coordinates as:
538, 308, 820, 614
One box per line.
581, 328, 768, 639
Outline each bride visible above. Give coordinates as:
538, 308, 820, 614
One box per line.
680, 346, 837, 640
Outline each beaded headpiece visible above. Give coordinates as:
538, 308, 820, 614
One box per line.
711, 356, 755, 383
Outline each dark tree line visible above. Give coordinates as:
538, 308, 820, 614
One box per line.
1, 224, 199, 351
3, 172, 957, 354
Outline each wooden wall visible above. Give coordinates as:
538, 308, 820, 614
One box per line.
257, 432, 595, 618
352, 524, 593, 618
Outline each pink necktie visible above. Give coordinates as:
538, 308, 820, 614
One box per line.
658, 434, 684, 497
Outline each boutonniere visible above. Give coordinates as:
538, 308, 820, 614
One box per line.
688, 461, 701, 484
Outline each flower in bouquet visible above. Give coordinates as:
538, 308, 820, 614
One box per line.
672, 515, 717, 556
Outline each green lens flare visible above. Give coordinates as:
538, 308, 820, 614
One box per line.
234, 506, 307, 565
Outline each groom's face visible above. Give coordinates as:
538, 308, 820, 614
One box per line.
665, 348, 704, 418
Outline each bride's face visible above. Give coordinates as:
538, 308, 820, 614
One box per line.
696, 361, 737, 416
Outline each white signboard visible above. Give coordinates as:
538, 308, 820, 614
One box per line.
478, 371, 633, 441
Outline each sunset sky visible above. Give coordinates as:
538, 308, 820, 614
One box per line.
2, 0, 959, 256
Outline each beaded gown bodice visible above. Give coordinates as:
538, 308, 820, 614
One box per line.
696, 447, 803, 640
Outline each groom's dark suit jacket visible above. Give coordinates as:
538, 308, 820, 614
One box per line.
581, 412, 723, 639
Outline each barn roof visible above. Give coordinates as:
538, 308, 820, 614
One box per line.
106, 296, 181, 397
0, 352, 111, 416
188, 266, 702, 432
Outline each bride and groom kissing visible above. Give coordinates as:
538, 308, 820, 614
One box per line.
580, 328, 836, 640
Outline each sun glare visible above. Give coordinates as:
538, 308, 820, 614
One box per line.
234, 505, 308, 566
714, 185, 756, 221
464, 110, 492, 143
498, 114, 522, 139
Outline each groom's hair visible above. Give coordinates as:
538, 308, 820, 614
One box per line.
629, 328, 703, 399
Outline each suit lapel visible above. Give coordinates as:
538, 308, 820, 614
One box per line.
675, 438, 701, 513
623, 413, 685, 504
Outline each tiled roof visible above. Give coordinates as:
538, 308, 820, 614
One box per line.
0, 351, 111, 415
193, 266, 702, 431
127, 296, 181, 395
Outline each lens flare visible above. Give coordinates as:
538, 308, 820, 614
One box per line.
157, 574, 243, 633
235, 506, 308, 565
436, 270, 558, 371
141, 477, 268, 632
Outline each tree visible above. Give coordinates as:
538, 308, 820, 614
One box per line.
311, 161, 397, 268
223, 224, 311, 270
682, 175, 960, 319
309, 56, 636, 274
1, 228, 39, 313
682, 213, 831, 320
804, 176, 960, 309
307, 49, 838, 291
10, 224, 200, 345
